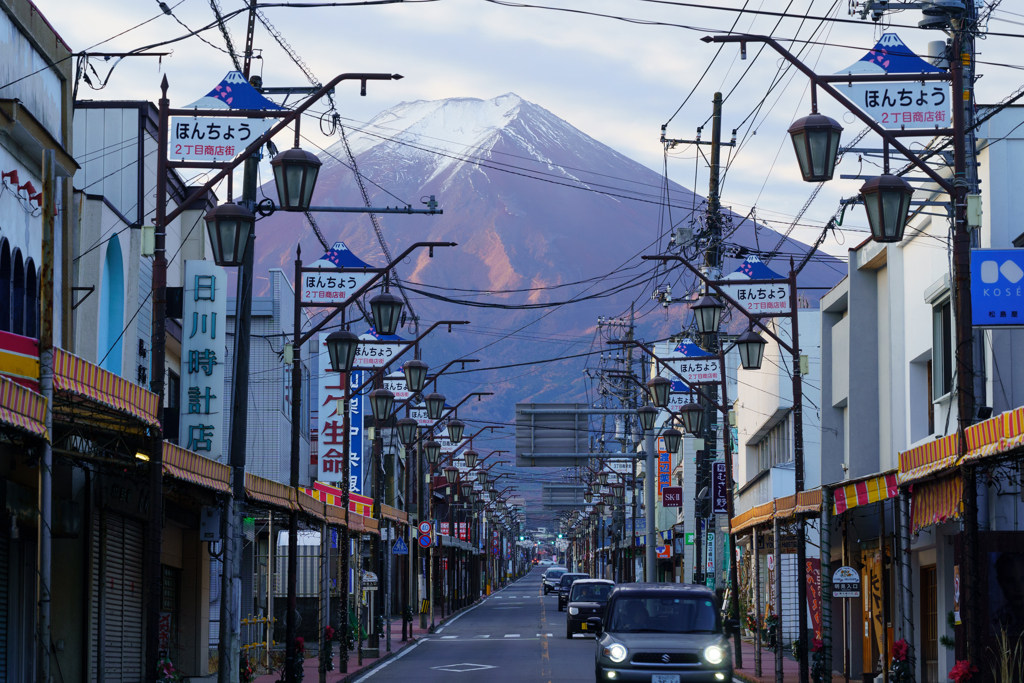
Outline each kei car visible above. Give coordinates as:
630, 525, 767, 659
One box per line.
565, 578, 614, 638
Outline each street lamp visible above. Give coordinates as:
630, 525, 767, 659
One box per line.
204, 202, 254, 267
647, 376, 672, 409
370, 290, 404, 336
590, 482, 602, 495
612, 482, 625, 498
584, 490, 593, 503
464, 449, 478, 468
637, 406, 657, 432
692, 294, 724, 335
594, 501, 606, 515
403, 359, 428, 393
662, 427, 682, 455
859, 174, 916, 243
396, 418, 418, 447
476, 470, 488, 485
425, 393, 446, 421
368, 388, 395, 421
270, 147, 322, 211
460, 481, 473, 498
447, 419, 465, 444
736, 328, 768, 371
325, 329, 360, 373
679, 402, 704, 436
787, 113, 843, 182
424, 440, 441, 467
444, 466, 459, 485
598, 472, 609, 486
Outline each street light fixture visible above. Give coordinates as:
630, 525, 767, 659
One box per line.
464, 449, 478, 469
444, 466, 459, 485
736, 328, 768, 371
637, 406, 658, 432
584, 490, 593, 503
590, 482, 602, 495
368, 388, 395, 421
403, 359, 428, 393
370, 290, 404, 336
204, 202, 255, 267
396, 418, 418, 447
594, 501, 606, 515
787, 113, 843, 182
447, 418, 466, 444
460, 481, 473, 498
325, 329, 360, 373
425, 393, 446, 421
679, 402, 704, 436
692, 294, 724, 335
424, 440, 441, 467
647, 375, 672, 409
662, 427, 682, 454
476, 470, 488, 485
597, 472, 609, 486
611, 482, 625, 498
859, 174, 916, 243
270, 147, 322, 211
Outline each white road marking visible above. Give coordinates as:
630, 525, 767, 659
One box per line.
350, 638, 422, 682
504, 634, 520, 638
535, 633, 553, 637
434, 597, 487, 634
475, 635, 490, 638
441, 636, 457, 639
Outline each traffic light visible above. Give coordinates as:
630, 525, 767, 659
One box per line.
557, 533, 563, 539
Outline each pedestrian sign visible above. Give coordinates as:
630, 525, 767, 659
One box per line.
392, 537, 409, 555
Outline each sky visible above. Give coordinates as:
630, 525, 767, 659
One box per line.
31, 0, 1024, 260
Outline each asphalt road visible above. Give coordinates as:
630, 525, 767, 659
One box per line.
352, 566, 598, 683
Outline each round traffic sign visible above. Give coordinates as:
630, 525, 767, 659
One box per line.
418, 521, 433, 535
418, 534, 432, 548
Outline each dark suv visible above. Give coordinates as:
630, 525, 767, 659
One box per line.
556, 572, 589, 611
588, 584, 733, 682
566, 578, 614, 638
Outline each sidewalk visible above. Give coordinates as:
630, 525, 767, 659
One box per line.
250, 599, 486, 683
733, 640, 848, 683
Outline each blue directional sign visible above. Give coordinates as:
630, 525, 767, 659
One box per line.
392, 537, 409, 555
972, 249, 1024, 327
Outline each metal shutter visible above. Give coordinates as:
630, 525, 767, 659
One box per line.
100, 513, 145, 683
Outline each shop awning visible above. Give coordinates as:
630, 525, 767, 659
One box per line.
52, 348, 160, 430
246, 473, 298, 512
833, 472, 898, 515
163, 442, 230, 493
731, 500, 775, 533
0, 330, 40, 392
911, 474, 962, 535
899, 434, 958, 484
0, 375, 47, 439
301, 485, 379, 534
381, 504, 408, 525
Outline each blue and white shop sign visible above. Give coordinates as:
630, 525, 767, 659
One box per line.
180, 261, 227, 460
972, 249, 1024, 328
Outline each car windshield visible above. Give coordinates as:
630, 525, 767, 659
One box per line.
570, 583, 612, 602
607, 596, 719, 634
560, 574, 586, 587
547, 570, 566, 580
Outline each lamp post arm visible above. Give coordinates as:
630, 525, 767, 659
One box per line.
702, 34, 955, 194
446, 426, 500, 459
639, 254, 795, 353
163, 73, 401, 228
609, 338, 730, 416
387, 359, 482, 418
297, 245, 460, 347
348, 321, 470, 396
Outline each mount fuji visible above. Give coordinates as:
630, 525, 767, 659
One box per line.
252, 93, 844, 519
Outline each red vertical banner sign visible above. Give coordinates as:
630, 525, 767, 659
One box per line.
805, 558, 822, 642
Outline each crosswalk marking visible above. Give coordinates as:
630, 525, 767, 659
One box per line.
535, 633, 552, 637
504, 634, 520, 638
441, 636, 457, 639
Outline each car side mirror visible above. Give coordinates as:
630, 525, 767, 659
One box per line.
587, 617, 603, 634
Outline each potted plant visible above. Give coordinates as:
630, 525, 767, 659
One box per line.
889, 639, 911, 683
156, 656, 183, 683
949, 659, 978, 683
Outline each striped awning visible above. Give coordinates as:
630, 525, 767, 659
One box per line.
0, 330, 40, 392
833, 472, 899, 515
381, 504, 408, 524
731, 500, 775, 533
911, 474, 962, 534
899, 434, 959, 484
163, 442, 230, 493
52, 348, 160, 428
0, 374, 47, 439
301, 485, 379, 533
246, 473, 297, 512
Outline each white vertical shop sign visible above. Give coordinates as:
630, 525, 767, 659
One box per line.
179, 261, 227, 460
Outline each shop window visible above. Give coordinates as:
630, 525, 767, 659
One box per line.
24, 261, 36, 339
99, 236, 124, 374
757, 418, 791, 473
12, 249, 23, 336
0, 239, 9, 332
932, 299, 952, 400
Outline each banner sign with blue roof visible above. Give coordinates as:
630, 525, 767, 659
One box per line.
301, 242, 381, 305
355, 327, 407, 370
718, 255, 791, 315
833, 33, 949, 130
170, 71, 282, 163
663, 339, 722, 385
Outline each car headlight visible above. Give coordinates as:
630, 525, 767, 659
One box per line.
604, 643, 628, 663
703, 645, 725, 665
568, 607, 578, 615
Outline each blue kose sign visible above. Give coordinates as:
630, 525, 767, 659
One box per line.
972, 249, 1024, 327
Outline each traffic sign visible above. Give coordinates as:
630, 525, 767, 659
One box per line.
392, 537, 409, 555
418, 534, 432, 549
418, 521, 433, 535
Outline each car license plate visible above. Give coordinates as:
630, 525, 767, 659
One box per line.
580, 623, 587, 630
652, 676, 679, 683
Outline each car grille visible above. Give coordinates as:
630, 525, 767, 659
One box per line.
632, 653, 700, 664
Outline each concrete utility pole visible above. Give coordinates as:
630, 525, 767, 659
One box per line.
36, 149, 55, 683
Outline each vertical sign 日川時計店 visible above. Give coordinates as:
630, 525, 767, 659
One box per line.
317, 333, 364, 494
169, 117, 272, 163
180, 261, 227, 460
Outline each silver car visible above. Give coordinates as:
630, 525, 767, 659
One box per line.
587, 584, 733, 683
